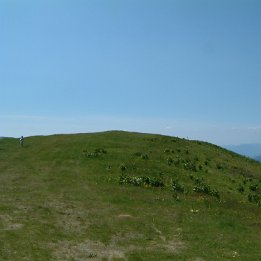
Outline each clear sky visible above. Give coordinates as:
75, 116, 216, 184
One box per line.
1, 0, 261, 145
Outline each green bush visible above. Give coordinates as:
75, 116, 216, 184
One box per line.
167, 157, 173, 165
173, 157, 181, 166
94, 148, 107, 154
193, 176, 203, 184
141, 154, 149, 160
248, 193, 261, 206
120, 164, 127, 171
172, 180, 185, 193
184, 160, 197, 172
84, 148, 107, 158
249, 184, 258, 192
216, 163, 224, 170
119, 173, 164, 187
193, 178, 220, 199
237, 184, 245, 193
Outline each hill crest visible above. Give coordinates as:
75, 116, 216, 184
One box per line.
0, 131, 260, 260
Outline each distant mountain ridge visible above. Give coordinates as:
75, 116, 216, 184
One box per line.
224, 143, 261, 159
255, 155, 261, 162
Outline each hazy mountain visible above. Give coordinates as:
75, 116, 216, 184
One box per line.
255, 155, 261, 162
224, 143, 261, 159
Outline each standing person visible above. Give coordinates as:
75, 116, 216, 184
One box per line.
20, 136, 24, 147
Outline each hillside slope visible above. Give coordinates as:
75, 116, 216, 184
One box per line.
0, 131, 260, 261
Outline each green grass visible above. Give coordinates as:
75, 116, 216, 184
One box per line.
0, 131, 261, 260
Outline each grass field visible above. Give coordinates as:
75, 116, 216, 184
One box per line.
0, 131, 260, 260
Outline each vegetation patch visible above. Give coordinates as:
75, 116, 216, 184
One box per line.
83, 148, 107, 158
192, 178, 220, 199
248, 193, 261, 206
171, 180, 185, 193
119, 173, 164, 188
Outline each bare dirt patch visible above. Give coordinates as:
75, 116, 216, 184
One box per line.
151, 224, 185, 253
45, 200, 90, 234
117, 214, 133, 219
4, 223, 24, 230
0, 214, 24, 231
51, 226, 185, 260
52, 239, 126, 261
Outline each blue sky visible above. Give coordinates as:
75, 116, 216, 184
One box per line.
1, 0, 261, 145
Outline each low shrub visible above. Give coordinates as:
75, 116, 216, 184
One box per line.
84, 148, 107, 158
173, 157, 181, 166
193, 178, 220, 199
141, 154, 149, 160
237, 184, 245, 193
172, 180, 185, 193
249, 184, 258, 192
184, 160, 197, 172
106, 165, 112, 171
119, 164, 127, 171
167, 157, 173, 165
94, 148, 107, 154
119, 173, 164, 188
216, 163, 224, 170
192, 176, 203, 184
248, 193, 261, 206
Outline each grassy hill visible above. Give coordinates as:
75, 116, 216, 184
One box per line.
0, 131, 260, 261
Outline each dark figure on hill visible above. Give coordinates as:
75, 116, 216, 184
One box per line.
20, 136, 24, 147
